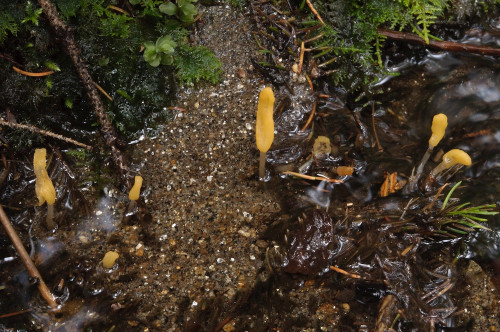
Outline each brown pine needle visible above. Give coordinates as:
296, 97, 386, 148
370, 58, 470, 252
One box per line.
92, 81, 113, 101
0, 308, 33, 318
371, 102, 383, 152
300, 99, 317, 132
305, 73, 314, 91
305, 0, 324, 24
13, 66, 54, 77
0, 206, 58, 309
108, 5, 130, 16
423, 183, 449, 211
0, 119, 92, 150
330, 265, 361, 279
282, 171, 343, 183
298, 41, 305, 74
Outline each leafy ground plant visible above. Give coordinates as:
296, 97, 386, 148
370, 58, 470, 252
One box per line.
438, 181, 498, 235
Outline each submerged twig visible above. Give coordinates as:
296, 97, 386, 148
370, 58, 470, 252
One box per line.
378, 28, 500, 57
0, 119, 92, 150
0, 206, 58, 309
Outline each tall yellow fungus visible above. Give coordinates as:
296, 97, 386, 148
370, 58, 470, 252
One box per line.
33, 149, 56, 229
256, 87, 275, 180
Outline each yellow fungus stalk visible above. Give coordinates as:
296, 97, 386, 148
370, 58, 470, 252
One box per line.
33, 149, 56, 228
428, 113, 448, 148
128, 176, 143, 201
430, 149, 471, 177
256, 87, 275, 180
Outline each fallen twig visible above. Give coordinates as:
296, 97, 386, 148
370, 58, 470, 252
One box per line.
37, 0, 131, 187
0, 119, 92, 150
0, 205, 58, 309
378, 28, 500, 57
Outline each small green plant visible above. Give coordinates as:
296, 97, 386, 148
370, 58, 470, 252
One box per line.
143, 35, 177, 67
21, 1, 43, 26
438, 181, 498, 234
159, 0, 198, 23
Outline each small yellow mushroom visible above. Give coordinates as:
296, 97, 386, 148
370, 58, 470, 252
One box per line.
102, 251, 119, 269
128, 176, 143, 201
430, 149, 471, 177
313, 136, 331, 159
33, 149, 56, 229
125, 175, 143, 219
256, 87, 275, 180
428, 113, 448, 148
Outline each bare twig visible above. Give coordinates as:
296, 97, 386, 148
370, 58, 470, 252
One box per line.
0, 119, 92, 150
378, 28, 500, 57
0, 206, 58, 309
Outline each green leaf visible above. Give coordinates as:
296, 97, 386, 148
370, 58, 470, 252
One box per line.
144, 43, 161, 66
159, 2, 178, 16
160, 54, 174, 65
129, 0, 141, 5
156, 35, 176, 54
179, 3, 197, 21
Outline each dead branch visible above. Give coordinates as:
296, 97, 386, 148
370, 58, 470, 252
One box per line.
37, 0, 132, 187
378, 28, 500, 57
0, 205, 58, 309
0, 119, 92, 150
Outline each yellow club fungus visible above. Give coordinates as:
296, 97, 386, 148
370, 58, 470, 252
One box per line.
102, 251, 119, 269
429, 149, 471, 178
128, 176, 143, 201
125, 175, 143, 219
256, 87, 275, 180
33, 149, 56, 229
428, 113, 448, 148
404, 113, 448, 194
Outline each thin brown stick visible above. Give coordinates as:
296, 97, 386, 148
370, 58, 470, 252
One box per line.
298, 41, 305, 74
305, 0, 324, 24
300, 99, 317, 132
330, 265, 361, 278
423, 183, 449, 211
282, 171, 343, 183
371, 102, 383, 152
0, 206, 58, 308
92, 81, 113, 101
378, 28, 500, 57
0, 308, 33, 318
0, 119, 92, 150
